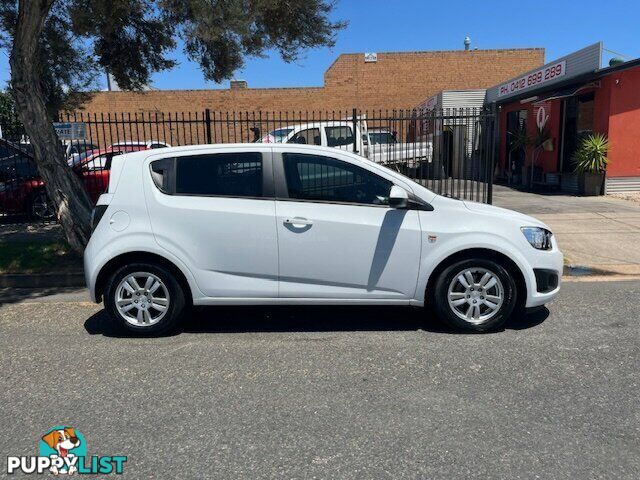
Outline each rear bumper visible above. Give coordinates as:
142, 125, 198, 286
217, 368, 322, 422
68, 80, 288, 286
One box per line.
84, 241, 98, 303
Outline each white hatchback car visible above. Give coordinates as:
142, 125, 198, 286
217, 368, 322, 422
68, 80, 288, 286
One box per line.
85, 143, 563, 335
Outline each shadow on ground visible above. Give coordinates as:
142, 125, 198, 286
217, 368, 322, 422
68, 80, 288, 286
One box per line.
0, 287, 86, 306
84, 304, 549, 338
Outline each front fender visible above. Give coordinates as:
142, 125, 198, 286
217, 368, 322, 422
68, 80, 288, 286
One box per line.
414, 232, 534, 304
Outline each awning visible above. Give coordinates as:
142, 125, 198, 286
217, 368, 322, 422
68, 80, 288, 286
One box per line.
520, 81, 600, 104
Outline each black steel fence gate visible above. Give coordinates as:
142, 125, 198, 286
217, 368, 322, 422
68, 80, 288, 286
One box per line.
0, 107, 496, 223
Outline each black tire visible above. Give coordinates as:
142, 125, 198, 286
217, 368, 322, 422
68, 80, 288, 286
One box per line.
432, 258, 517, 333
28, 189, 55, 220
104, 262, 185, 336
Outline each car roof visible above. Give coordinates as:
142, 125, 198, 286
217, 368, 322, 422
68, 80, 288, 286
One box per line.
131, 142, 359, 158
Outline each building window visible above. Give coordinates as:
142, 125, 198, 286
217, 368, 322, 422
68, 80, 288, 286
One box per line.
560, 92, 595, 173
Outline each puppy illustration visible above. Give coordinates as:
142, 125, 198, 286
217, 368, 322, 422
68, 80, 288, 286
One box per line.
41, 427, 81, 475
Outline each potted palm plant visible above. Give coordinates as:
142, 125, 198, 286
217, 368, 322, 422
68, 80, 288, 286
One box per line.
572, 133, 609, 196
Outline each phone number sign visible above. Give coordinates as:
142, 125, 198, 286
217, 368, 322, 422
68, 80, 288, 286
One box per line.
498, 61, 566, 98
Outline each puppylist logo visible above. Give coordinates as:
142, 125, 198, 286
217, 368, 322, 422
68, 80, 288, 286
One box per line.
6, 427, 127, 475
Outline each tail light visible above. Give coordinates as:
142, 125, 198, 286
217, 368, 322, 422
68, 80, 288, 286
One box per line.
90, 204, 108, 232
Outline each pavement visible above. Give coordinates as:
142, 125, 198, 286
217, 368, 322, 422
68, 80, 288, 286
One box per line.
493, 185, 640, 274
1, 280, 639, 479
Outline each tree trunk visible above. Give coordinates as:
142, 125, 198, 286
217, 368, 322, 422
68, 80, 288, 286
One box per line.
9, 0, 93, 253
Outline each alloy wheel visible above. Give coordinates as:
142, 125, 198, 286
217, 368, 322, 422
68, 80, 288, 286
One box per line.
447, 267, 504, 325
115, 272, 170, 326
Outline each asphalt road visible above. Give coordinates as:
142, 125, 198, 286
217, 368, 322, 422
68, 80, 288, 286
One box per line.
1, 280, 638, 479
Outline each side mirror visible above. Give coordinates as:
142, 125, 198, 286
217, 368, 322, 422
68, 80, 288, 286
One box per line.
389, 185, 408, 209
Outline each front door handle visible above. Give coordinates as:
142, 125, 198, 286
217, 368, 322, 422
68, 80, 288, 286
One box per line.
283, 217, 313, 227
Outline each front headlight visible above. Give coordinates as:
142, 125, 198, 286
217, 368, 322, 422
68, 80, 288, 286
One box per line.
521, 227, 553, 250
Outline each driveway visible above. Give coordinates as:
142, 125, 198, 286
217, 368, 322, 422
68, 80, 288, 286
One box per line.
492, 185, 640, 270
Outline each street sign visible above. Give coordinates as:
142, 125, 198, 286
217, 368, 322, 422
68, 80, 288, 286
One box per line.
53, 122, 87, 140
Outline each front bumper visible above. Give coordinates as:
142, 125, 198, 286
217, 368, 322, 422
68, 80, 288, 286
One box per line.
524, 248, 563, 308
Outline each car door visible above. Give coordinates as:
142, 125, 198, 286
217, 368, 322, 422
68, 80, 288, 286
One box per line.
76, 152, 116, 203
274, 149, 422, 300
144, 147, 278, 298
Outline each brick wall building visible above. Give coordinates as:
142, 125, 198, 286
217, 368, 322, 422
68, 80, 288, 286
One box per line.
78, 48, 544, 114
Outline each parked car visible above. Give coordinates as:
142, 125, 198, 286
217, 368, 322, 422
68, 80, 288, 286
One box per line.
257, 120, 432, 169
107, 140, 171, 152
0, 140, 120, 218
73, 149, 124, 202
85, 143, 563, 336
65, 140, 99, 162
0, 140, 47, 218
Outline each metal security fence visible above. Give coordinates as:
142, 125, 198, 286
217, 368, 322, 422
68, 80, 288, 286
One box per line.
0, 107, 496, 223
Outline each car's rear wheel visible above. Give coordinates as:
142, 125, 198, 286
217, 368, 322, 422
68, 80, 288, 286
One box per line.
104, 263, 185, 336
433, 258, 517, 332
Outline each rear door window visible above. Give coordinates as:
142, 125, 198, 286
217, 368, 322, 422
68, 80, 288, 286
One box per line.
174, 152, 263, 197
288, 128, 321, 145
325, 126, 354, 147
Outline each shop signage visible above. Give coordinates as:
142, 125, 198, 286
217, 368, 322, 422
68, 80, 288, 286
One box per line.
364, 52, 377, 63
534, 102, 551, 129
497, 61, 566, 98
419, 94, 438, 111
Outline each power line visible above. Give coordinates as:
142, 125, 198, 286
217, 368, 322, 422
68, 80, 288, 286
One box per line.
603, 47, 633, 60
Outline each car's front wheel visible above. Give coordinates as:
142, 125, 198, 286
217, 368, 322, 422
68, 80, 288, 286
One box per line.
104, 263, 185, 336
29, 189, 55, 220
433, 258, 517, 332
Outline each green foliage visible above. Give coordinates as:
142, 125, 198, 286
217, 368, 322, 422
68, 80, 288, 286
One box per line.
532, 126, 551, 150
0, 0, 345, 111
508, 128, 529, 152
572, 133, 610, 174
1, 0, 98, 115
0, 90, 24, 139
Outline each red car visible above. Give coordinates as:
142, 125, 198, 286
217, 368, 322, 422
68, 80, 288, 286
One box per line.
0, 140, 121, 219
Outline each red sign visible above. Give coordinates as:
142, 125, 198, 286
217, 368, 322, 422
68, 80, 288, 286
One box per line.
498, 61, 566, 98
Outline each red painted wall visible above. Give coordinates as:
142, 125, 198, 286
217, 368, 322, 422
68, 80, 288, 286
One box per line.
498, 66, 640, 179
605, 66, 640, 177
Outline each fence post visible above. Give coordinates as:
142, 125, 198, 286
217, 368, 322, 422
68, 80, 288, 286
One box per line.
487, 105, 498, 204
352, 107, 358, 154
204, 108, 212, 144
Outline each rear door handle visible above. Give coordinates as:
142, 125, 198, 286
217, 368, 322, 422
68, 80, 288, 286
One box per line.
283, 217, 313, 226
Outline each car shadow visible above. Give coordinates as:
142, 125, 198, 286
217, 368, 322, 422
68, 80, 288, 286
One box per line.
83, 304, 549, 338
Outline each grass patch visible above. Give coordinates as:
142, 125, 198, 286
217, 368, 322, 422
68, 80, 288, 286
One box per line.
0, 241, 82, 274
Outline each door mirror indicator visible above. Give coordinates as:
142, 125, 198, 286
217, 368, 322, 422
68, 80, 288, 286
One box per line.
389, 185, 408, 209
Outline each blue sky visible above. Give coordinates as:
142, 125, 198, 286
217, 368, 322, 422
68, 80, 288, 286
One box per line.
1, 0, 638, 90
